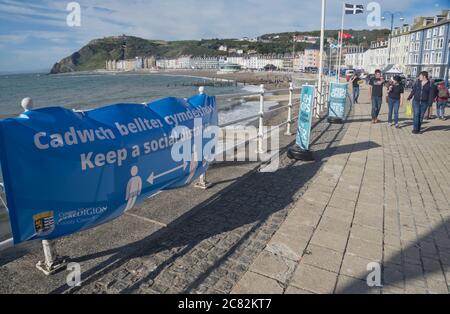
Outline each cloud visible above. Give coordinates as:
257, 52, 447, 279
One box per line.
0, 0, 448, 72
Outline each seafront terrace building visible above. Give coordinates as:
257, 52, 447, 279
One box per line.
389, 24, 411, 74
406, 11, 450, 79
344, 46, 367, 70
362, 41, 389, 74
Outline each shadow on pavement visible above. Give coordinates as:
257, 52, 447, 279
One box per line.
337, 217, 450, 294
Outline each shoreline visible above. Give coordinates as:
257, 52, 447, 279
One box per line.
49, 69, 318, 91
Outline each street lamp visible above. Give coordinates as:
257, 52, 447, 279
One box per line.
382, 12, 405, 65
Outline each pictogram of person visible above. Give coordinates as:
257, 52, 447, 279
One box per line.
125, 166, 142, 212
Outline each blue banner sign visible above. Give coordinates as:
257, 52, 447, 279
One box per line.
295, 85, 315, 151
328, 83, 348, 119
0, 94, 217, 244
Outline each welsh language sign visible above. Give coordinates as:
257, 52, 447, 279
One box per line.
0, 95, 217, 244
296, 85, 315, 151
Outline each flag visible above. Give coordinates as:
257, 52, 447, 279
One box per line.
345, 3, 364, 14
330, 43, 338, 49
339, 32, 353, 40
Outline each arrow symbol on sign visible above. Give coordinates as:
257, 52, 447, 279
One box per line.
147, 161, 188, 185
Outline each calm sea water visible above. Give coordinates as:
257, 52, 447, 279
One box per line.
0, 72, 262, 117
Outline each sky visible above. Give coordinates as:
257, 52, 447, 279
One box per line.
0, 0, 448, 73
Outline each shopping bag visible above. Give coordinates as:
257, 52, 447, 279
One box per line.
405, 101, 413, 118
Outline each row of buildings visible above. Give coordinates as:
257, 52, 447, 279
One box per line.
344, 10, 450, 79
105, 45, 325, 72
105, 57, 156, 71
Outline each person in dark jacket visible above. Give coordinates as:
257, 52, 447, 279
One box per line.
407, 71, 435, 134
369, 69, 385, 123
387, 76, 404, 128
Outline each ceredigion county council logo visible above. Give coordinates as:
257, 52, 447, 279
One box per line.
33, 211, 55, 236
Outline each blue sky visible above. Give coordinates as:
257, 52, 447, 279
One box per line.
0, 0, 448, 73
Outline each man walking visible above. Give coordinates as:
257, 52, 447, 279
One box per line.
351, 73, 362, 104
407, 71, 435, 134
369, 69, 384, 123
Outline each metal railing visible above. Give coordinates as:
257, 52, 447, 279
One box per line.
0, 79, 334, 270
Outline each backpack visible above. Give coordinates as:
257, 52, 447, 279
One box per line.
438, 85, 449, 99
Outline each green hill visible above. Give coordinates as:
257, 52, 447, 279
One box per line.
50, 29, 390, 74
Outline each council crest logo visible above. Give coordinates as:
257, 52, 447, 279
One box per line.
33, 211, 55, 236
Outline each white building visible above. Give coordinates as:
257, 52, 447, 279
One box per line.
389, 24, 411, 73
345, 52, 366, 70
363, 41, 389, 74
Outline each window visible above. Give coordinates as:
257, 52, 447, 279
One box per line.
438, 38, 444, 49
434, 67, 440, 78
430, 52, 435, 64
433, 28, 438, 37
425, 40, 431, 50
416, 32, 421, 40
439, 26, 445, 36
427, 29, 432, 38
436, 52, 442, 63
432, 39, 437, 50
424, 53, 429, 64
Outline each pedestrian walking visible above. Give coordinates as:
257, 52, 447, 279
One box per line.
350, 73, 362, 104
435, 81, 449, 120
369, 69, 385, 123
407, 71, 435, 134
424, 79, 439, 119
387, 76, 404, 128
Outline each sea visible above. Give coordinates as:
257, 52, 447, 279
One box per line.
0, 72, 279, 125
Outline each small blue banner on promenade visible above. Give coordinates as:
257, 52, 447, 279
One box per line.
296, 85, 315, 151
328, 82, 348, 120
0, 95, 217, 244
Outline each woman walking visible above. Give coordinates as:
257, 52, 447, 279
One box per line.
387, 76, 404, 128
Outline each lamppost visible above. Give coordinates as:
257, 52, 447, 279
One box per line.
382, 11, 405, 65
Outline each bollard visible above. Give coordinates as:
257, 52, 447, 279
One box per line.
285, 82, 294, 136
36, 240, 67, 276
21, 97, 33, 112
20, 98, 67, 275
194, 87, 212, 190
257, 84, 265, 154
194, 174, 212, 190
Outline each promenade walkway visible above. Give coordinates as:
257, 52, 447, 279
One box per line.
233, 87, 450, 294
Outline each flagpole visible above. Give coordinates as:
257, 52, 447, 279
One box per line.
336, 2, 345, 82
317, 0, 326, 115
